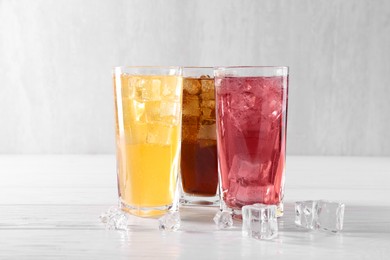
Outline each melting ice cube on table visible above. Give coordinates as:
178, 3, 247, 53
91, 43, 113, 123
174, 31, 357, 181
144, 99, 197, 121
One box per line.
213, 210, 233, 229
295, 200, 345, 232
242, 204, 278, 240
158, 211, 181, 231
100, 207, 129, 231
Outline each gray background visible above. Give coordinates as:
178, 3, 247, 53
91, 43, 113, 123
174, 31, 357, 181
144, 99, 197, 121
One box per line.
0, 0, 389, 156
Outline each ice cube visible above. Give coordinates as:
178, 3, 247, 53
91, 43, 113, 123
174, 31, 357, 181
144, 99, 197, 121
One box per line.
235, 185, 262, 203
242, 204, 278, 240
227, 157, 277, 204
197, 124, 216, 140
228, 156, 261, 182
134, 78, 161, 101
100, 207, 115, 223
200, 78, 214, 93
161, 77, 181, 101
294, 200, 316, 230
295, 200, 345, 232
158, 211, 181, 231
99, 207, 129, 231
200, 107, 214, 120
213, 210, 233, 229
200, 91, 215, 101
182, 94, 200, 116
146, 123, 173, 145
183, 78, 201, 95
144, 101, 160, 123
200, 100, 215, 109
144, 101, 180, 125
242, 91, 256, 109
126, 99, 145, 122
159, 101, 180, 125
261, 81, 283, 122
235, 184, 275, 205
317, 201, 345, 232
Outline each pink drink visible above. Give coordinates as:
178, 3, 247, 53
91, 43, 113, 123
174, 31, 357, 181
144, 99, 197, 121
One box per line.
215, 72, 288, 215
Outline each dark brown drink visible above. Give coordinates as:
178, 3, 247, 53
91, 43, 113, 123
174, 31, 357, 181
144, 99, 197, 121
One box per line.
180, 74, 219, 205
181, 142, 218, 196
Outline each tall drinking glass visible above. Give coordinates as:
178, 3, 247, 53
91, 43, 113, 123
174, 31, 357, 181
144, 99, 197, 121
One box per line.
180, 67, 219, 206
214, 66, 288, 217
113, 66, 183, 217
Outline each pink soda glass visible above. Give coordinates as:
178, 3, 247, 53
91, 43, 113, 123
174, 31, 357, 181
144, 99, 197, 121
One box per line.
214, 66, 289, 217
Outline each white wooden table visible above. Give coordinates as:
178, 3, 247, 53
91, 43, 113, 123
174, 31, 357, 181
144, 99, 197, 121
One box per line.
0, 155, 389, 259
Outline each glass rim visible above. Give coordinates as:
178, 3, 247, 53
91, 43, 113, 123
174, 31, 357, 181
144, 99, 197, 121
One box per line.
182, 66, 214, 78
214, 65, 289, 70
214, 66, 288, 77
182, 66, 214, 69
113, 66, 182, 76
113, 65, 181, 70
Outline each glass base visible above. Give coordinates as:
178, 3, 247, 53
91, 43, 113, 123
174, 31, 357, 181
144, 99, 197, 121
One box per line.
120, 199, 174, 218
225, 201, 284, 219
179, 193, 219, 207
